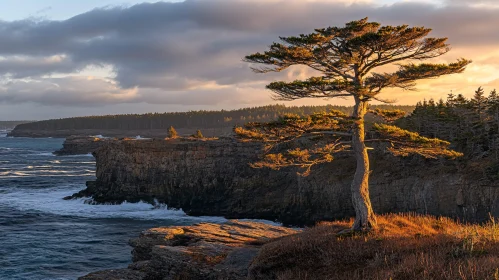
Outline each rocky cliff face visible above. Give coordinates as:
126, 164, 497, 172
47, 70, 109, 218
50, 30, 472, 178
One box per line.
79, 220, 297, 280
77, 138, 499, 226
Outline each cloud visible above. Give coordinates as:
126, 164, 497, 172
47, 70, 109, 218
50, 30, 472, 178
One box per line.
0, 75, 271, 108
445, 0, 499, 8
0, 0, 498, 115
0, 55, 84, 78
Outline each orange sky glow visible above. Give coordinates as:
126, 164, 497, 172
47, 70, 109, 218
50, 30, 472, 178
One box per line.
0, 0, 498, 119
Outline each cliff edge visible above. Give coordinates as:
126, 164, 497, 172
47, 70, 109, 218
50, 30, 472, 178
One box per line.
73, 137, 499, 226
53, 136, 113, 155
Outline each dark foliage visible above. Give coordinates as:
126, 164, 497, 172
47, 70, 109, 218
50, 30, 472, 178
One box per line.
13, 104, 414, 132
401, 87, 499, 159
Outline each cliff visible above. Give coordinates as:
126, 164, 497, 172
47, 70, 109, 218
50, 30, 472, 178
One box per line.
79, 220, 297, 280
53, 136, 113, 155
75, 137, 499, 226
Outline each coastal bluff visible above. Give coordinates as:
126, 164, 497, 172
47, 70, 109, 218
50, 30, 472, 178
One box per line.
73, 137, 499, 226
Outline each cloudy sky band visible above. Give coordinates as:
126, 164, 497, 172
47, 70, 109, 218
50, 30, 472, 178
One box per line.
0, 0, 497, 119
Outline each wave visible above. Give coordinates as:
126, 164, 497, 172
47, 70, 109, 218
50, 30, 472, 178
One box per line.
58, 153, 94, 157
0, 171, 29, 177
33, 152, 56, 157
0, 186, 227, 223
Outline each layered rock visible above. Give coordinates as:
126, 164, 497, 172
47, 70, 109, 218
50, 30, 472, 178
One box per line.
53, 136, 114, 155
79, 220, 297, 280
76, 137, 499, 226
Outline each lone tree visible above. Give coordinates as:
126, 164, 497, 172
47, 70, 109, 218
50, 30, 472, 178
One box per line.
168, 126, 178, 138
193, 129, 204, 139
237, 18, 470, 231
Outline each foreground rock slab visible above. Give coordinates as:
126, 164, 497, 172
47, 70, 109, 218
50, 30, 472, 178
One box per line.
79, 220, 297, 280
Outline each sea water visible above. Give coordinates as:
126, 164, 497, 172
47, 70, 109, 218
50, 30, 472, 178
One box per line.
0, 132, 226, 280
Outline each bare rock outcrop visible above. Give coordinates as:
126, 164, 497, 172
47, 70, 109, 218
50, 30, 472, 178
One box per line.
79, 220, 297, 280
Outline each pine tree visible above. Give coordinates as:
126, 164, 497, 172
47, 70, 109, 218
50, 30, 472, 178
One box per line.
488, 89, 499, 120
168, 126, 178, 138
238, 18, 468, 231
446, 92, 456, 107
472, 87, 487, 122
193, 130, 204, 139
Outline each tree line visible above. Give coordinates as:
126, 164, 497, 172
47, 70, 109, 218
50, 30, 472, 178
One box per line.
13, 104, 414, 132
401, 87, 499, 159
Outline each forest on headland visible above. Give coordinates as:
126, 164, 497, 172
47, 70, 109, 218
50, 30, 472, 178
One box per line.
401, 87, 499, 160
10, 86, 499, 160
12, 104, 415, 131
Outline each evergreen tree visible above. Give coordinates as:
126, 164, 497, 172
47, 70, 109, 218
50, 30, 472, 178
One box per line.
454, 94, 468, 107
239, 18, 468, 231
446, 92, 455, 107
488, 89, 499, 120
167, 126, 178, 138
193, 130, 204, 139
472, 87, 487, 121
404, 87, 499, 157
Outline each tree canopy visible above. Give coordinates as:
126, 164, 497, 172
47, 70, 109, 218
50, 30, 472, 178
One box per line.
245, 17, 470, 102
238, 18, 469, 231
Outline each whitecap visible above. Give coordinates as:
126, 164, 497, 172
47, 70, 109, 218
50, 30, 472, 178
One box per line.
34, 152, 56, 157
0, 186, 227, 223
0, 171, 29, 177
90, 135, 111, 139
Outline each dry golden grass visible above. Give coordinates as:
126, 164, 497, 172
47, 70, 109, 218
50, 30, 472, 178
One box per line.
249, 213, 499, 280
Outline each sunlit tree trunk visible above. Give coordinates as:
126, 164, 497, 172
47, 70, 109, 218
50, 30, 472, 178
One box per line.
350, 97, 377, 231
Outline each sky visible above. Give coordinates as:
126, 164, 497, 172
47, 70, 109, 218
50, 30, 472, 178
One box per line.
0, 0, 498, 120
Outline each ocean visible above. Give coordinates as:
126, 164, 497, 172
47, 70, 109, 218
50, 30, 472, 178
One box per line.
0, 131, 226, 280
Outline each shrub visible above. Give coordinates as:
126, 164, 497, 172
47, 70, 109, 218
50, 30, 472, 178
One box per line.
193, 129, 204, 139
168, 126, 178, 138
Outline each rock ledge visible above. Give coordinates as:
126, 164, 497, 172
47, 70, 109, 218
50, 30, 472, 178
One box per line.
79, 220, 297, 280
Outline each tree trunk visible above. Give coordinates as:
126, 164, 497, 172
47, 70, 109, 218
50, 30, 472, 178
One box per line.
350, 98, 377, 231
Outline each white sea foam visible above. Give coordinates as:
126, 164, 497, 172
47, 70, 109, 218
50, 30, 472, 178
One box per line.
0, 186, 228, 223
34, 152, 56, 157
91, 135, 111, 139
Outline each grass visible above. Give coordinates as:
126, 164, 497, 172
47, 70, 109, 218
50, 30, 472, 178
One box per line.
248, 213, 499, 280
